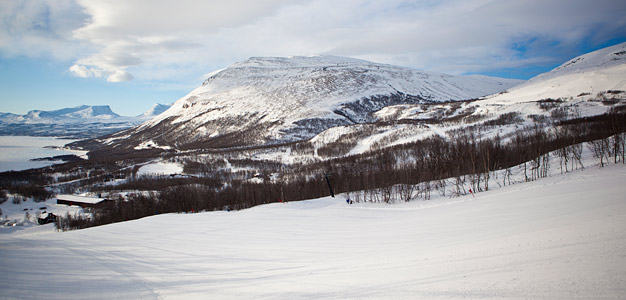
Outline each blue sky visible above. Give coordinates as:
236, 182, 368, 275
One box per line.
0, 57, 184, 116
1, 0, 625, 116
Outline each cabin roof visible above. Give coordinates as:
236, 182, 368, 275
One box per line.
56, 194, 107, 204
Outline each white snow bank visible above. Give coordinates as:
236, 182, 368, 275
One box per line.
134, 140, 172, 150
136, 162, 183, 176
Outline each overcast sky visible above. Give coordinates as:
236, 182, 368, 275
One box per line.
1, 0, 625, 116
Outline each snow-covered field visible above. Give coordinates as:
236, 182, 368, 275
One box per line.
0, 136, 87, 172
1, 162, 624, 299
136, 161, 184, 176
0, 197, 83, 233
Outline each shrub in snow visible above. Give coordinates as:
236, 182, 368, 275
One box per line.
0, 190, 7, 203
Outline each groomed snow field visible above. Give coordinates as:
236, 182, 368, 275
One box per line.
1, 163, 625, 299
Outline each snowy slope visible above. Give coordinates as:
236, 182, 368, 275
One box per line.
1, 163, 624, 299
138, 103, 172, 119
486, 42, 626, 104
103, 55, 520, 150
313, 42, 626, 156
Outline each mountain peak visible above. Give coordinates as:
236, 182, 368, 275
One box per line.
529, 42, 626, 83
487, 42, 626, 104
86, 105, 119, 117
139, 103, 172, 118
111, 55, 521, 151
22, 105, 119, 120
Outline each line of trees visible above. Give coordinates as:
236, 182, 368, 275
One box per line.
0, 170, 54, 202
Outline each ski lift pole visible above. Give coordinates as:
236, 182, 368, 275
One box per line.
324, 173, 335, 198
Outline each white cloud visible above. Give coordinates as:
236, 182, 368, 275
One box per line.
106, 70, 133, 82
4, 0, 626, 83
0, 0, 89, 59
68, 63, 133, 82
68, 64, 102, 78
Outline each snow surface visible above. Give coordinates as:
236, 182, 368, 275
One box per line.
485, 42, 626, 105
56, 195, 107, 205
138, 103, 173, 119
0, 197, 85, 235
134, 140, 172, 150
1, 163, 624, 299
136, 162, 183, 176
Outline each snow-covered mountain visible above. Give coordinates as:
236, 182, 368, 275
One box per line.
24, 105, 119, 122
99, 55, 521, 150
334, 42, 626, 154
138, 103, 172, 119
486, 42, 626, 104
0, 104, 171, 139
0, 105, 124, 124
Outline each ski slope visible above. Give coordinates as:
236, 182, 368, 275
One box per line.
1, 164, 625, 299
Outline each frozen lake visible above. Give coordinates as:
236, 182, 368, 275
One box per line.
0, 136, 88, 172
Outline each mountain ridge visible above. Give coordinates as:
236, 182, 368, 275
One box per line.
98, 55, 522, 151
485, 42, 626, 105
23, 105, 120, 121
0, 104, 171, 139
139, 103, 172, 118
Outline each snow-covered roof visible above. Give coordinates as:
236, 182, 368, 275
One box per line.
56, 194, 107, 204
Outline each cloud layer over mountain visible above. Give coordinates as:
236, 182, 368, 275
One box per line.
1, 0, 625, 85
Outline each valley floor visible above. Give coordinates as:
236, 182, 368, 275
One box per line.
1, 164, 625, 299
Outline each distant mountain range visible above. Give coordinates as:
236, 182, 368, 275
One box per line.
0, 103, 171, 139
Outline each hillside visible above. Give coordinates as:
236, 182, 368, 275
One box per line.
92, 55, 521, 152
304, 42, 626, 156
1, 160, 624, 299
485, 41, 626, 104
138, 103, 172, 119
